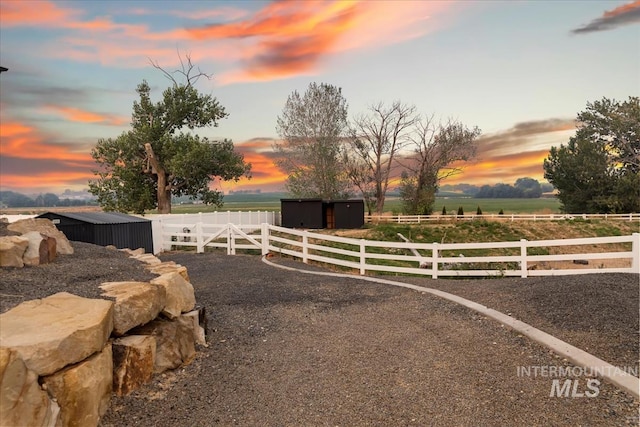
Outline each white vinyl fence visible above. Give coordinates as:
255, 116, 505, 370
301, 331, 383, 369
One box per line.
157, 220, 639, 278
366, 213, 640, 224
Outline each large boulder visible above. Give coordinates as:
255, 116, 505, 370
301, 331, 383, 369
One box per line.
21, 231, 48, 267
0, 347, 60, 427
0, 292, 113, 376
112, 335, 156, 396
132, 253, 162, 265
150, 272, 196, 319
42, 344, 112, 427
182, 308, 207, 347
130, 317, 196, 374
146, 261, 190, 282
0, 235, 29, 267
7, 218, 73, 255
99, 281, 167, 336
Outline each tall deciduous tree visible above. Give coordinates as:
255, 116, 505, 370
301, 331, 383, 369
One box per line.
399, 117, 480, 215
347, 101, 417, 214
89, 57, 250, 214
274, 82, 352, 199
543, 96, 639, 213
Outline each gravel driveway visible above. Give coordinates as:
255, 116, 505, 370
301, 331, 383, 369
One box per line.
1, 242, 638, 426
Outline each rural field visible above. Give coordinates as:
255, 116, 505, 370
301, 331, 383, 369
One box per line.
169, 194, 562, 215
0, 194, 561, 215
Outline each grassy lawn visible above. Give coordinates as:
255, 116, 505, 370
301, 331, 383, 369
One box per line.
381, 197, 562, 215
170, 195, 562, 215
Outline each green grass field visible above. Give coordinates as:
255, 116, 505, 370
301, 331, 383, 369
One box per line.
171, 193, 562, 215
382, 197, 562, 215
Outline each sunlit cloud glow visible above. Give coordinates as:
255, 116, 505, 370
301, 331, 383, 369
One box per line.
44, 105, 129, 126
572, 0, 640, 33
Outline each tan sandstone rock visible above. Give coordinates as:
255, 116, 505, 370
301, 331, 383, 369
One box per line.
150, 272, 196, 319
99, 281, 167, 336
112, 335, 156, 396
44, 235, 57, 263
121, 248, 145, 256
146, 261, 190, 282
42, 344, 112, 427
7, 218, 73, 255
132, 253, 162, 265
0, 347, 60, 427
21, 231, 48, 267
131, 318, 196, 374
0, 292, 113, 376
182, 309, 207, 347
0, 235, 29, 267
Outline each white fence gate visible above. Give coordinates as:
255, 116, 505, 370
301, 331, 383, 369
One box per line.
156, 218, 639, 278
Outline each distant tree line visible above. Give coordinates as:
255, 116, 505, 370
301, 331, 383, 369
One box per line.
438, 179, 554, 198
0, 191, 97, 208
475, 178, 543, 198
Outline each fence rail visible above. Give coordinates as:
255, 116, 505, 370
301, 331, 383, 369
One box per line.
365, 213, 640, 224
159, 221, 639, 278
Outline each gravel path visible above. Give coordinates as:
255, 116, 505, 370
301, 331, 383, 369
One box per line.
1, 244, 638, 426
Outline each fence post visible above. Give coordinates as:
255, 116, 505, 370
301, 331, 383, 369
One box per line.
520, 239, 528, 278
261, 223, 269, 256
226, 223, 233, 255
302, 231, 308, 264
360, 239, 366, 275
196, 222, 204, 253
432, 243, 439, 279
632, 233, 639, 274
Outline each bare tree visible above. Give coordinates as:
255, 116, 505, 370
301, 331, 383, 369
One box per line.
274, 83, 352, 199
399, 117, 481, 215
347, 101, 417, 214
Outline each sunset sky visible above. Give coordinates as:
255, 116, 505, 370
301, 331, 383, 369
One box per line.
1, 0, 638, 196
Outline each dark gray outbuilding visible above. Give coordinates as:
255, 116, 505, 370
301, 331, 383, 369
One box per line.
280, 199, 364, 229
37, 211, 153, 253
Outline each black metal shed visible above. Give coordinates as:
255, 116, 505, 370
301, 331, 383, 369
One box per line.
330, 200, 365, 229
280, 199, 364, 229
37, 212, 153, 253
280, 199, 325, 229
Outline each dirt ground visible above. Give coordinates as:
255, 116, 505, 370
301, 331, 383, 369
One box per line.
1, 243, 638, 426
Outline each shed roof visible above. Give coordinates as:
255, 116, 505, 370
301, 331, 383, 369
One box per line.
38, 212, 150, 224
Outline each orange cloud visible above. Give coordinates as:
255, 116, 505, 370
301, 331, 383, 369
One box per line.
0, 121, 91, 162
444, 150, 550, 185
190, 0, 457, 84
44, 105, 128, 126
234, 138, 287, 185
0, 1, 80, 27
475, 118, 575, 159
572, 0, 640, 33
604, 1, 640, 18
0, 171, 94, 192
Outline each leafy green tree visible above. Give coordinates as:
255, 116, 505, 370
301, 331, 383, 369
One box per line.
89, 57, 250, 214
274, 82, 352, 199
543, 96, 639, 213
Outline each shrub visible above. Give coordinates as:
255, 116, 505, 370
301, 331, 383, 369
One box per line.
457, 206, 464, 216
498, 209, 504, 215
476, 206, 483, 215
442, 206, 447, 215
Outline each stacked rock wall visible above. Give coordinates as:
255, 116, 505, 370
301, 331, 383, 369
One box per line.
0, 220, 206, 427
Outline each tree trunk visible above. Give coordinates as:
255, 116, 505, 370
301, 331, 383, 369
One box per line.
144, 143, 172, 214
156, 172, 172, 214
